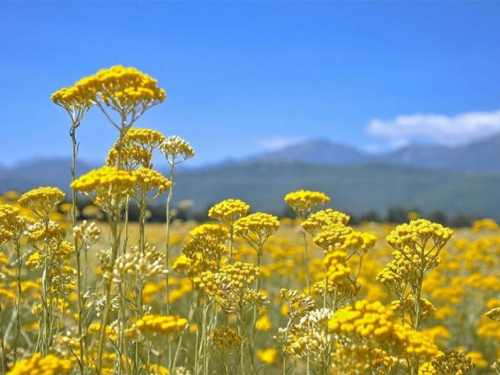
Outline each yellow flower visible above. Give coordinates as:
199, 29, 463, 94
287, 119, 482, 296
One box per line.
257, 348, 278, 365
75, 65, 166, 119
7, 353, 72, 375
136, 314, 188, 337
234, 212, 280, 249
18, 187, 65, 217
71, 166, 136, 211
256, 314, 273, 331
284, 190, 330, 218
208, 198, 250, 224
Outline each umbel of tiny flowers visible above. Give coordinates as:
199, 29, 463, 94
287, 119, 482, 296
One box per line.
74, 65, 166, 131
106, 127, 166, 170
75, 66, 166, 170
208, 199, 250, 263
382, 219, 453, 331
18, 187, 65, 220
284, 190, 330, 219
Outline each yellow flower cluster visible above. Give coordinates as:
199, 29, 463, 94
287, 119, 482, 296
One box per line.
312, 222, 354, 250
71, 166, 136, 211
131, 167, 171, 199
0, 203, 26, 243
172, 254, 201, 279
330, 344, 396, 374
391, 296, 436, 320
329, 300, 438, 361
26, 220, 66, 247
182, 224, 229, 266
18, 187, 65, 217
193, 270, 222, 299
212, 325, 241, 351
472, 218, 500, 233
136, 314, 188, 337
51, 86, 93, 115
234, 212, 280, 248
302, 208, 350, 236
107, 127, 165, 169
430, 351, 475, 374
284, 189, 330, 217
208, 199, 250, 224
76, 65, 166, 114
219, 261, 260, 291
7, 353, 72, 375
387, 219, 453, 252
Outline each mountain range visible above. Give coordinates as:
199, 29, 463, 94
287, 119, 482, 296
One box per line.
250, 134, 500, 172
2, 134, 500, 219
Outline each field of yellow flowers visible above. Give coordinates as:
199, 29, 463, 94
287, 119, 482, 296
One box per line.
1, 66, 500, 375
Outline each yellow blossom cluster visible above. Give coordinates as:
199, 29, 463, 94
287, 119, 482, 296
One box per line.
18, 187, 65, 217
386, 219, 453, 252
7, 353, 72, 375
75, 65, 166, 115
234, 212, 280, 248
208, 199, 250, 224
131, 167, 171, 200
212, 326, 241, 351
301, 208, 351, 236
136, 314, 188, 337
284, 190, 330, 217
71, 166, 136, 211
106, 127, 165, 169
329, 300, 439, 362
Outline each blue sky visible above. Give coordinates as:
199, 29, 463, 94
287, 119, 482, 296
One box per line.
1, 1, 500, 167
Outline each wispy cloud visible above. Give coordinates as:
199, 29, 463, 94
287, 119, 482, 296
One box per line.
366, 110, 500, 146
258, 136, 304, 151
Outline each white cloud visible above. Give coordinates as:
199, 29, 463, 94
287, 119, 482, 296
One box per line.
366, 109, 500, 146
258, 136, 303, 151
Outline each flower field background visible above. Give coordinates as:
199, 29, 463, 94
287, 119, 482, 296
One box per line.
1, 66, 500, 375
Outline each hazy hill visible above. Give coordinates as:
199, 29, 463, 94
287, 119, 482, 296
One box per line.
3, 134, 500, 219
380, 134, 500, 172
251, 135, 500, 172
172, 161, 500, 219
0, 159, 95, 193
250, 139, 369, 165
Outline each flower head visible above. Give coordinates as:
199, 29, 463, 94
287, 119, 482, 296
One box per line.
208, 199, 250, 225
136, 314, 188, 337
75, 65, 166, 121
285, 190, 330, 218
234, 213, 280, 249
106, 127, 166, 169
131, 167, 171, 202
7, 353, 72, 375
51, 86, 93, 127
71, 166, 136, 212
160, 135, 195, 166
301, 208, 350, 236
18, 187, 65, 218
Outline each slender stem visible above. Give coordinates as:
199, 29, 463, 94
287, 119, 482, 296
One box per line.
165, 163, 176, 370
249, 248, 263, 374
97, 122, 127, 372
0, 302, 6, 374
301, 230, 311, 294
13, 241, 22, 364
70, 125, 86, 374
